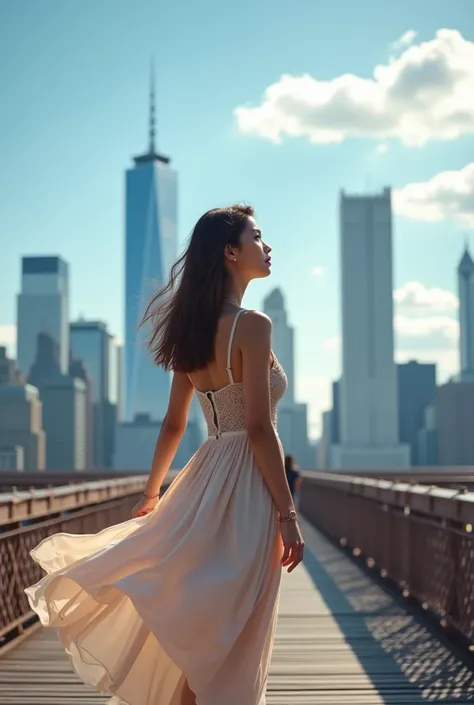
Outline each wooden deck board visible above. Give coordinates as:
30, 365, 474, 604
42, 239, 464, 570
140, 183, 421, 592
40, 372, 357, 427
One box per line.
1, 519, 474, 704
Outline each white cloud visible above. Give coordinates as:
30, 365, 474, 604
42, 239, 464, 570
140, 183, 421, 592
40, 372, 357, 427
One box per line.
235, 29, 474, 147
391, 30, 418, 52
395, 314, 459, 348
393, 162, 474, 226
394, 281, 458, 312
0, 325, 16, 358
312, 265, 325, 277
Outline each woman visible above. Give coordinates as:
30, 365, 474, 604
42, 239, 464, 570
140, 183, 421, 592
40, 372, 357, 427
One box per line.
25, 204, 304, 705
284, 454, 302, 498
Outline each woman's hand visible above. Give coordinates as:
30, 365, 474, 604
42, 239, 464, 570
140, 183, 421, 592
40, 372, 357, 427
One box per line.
132, 494, 159, 518
280, 520, 304, 573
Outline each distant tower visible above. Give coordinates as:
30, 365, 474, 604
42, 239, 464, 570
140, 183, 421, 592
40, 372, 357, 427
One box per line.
458, 244, 474, 378
28, 333, 87, 471
331, 188, 409, 469
263, 288, 294, 406
17, 256, 69, 378
70, 319, 118, 467
124, 64, 177, 421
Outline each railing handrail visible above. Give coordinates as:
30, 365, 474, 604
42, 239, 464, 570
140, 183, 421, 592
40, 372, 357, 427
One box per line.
0, 472, 178, 525
303, 471, 474, 523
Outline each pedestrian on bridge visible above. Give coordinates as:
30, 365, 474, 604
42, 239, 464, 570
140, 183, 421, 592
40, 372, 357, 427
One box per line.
25, 204, 304, 705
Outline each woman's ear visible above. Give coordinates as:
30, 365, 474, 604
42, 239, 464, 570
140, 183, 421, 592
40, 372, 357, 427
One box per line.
224, 244, 237, 262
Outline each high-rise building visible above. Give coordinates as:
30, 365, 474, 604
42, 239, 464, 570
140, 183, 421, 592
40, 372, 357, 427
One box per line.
437, 381, 474, 466
0, 383, 46, 470
70, 321, 111, 402
263, 288, 294, 406
124, 71, 177, 422
458, 246, 474, 378
70, 320, 118, 467
17, 256, 69, 378
263, 288, 312, 466
397, 361, 436, 465
331, 188, 409, 469
416, 404, 438, 466
0, 346, 20, 387
28, 333, 87, 470
69, 356, 94, 470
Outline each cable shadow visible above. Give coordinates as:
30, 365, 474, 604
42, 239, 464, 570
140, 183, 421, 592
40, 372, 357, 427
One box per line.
303, 520, 474, 703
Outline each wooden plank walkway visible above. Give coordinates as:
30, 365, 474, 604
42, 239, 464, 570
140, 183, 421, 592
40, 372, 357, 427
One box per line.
1, 519, 474, 704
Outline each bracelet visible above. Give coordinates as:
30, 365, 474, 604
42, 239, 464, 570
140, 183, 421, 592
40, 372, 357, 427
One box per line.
143, 491, 159, 499
279, 509, 297, 523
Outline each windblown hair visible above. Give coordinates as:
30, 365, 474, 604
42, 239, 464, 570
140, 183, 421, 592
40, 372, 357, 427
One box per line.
141, 204, 254, 372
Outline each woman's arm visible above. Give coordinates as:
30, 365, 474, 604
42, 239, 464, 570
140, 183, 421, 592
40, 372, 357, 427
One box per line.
240, 312, 304, 571
241, 312, 295, 516
141, 371, 194, 500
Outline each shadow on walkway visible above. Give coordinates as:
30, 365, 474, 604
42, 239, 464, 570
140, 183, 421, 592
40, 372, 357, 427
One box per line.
303, 520, 474, 703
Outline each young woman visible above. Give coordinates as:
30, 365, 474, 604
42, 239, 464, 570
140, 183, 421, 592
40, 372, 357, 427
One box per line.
25, 204, 304, 705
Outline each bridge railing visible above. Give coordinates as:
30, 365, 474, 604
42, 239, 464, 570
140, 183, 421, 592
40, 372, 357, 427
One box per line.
0, 473, 176, 653
300, 472, 474, 645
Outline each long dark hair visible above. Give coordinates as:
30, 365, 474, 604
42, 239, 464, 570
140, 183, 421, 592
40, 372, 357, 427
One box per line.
141, 204, 254, 372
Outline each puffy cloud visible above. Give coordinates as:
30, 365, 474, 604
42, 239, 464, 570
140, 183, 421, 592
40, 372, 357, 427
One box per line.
394, 314, 459, 349
324, 315, 458, 353
235, 29, 474, 147
393, 162, 474, 226
393, 281, 458, 312
391, 30, 418, 51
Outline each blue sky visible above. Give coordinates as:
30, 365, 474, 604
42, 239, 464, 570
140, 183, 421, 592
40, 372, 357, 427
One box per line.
1, 0, 473, 437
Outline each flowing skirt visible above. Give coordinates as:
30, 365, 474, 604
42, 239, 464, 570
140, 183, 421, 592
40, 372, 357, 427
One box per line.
25, 431, 282, 705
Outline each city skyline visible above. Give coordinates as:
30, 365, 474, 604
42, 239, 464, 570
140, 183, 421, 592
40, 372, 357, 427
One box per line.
1, 1, 473, 437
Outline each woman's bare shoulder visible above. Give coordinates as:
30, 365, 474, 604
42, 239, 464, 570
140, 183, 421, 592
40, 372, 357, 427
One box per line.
239, 309, 272, 342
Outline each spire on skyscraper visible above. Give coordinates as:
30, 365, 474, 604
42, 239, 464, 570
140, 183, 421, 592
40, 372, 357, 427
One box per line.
149, 59, 156, 155
458, 241, 474, 276
133, 61, 170, 166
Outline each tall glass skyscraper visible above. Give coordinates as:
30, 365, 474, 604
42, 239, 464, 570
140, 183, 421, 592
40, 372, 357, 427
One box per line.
17, 256, 69, 378
124, 74, 177, 421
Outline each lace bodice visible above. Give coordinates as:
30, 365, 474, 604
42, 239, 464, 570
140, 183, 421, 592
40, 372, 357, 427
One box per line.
191, 309, 288, 438
196, 356, 287, 438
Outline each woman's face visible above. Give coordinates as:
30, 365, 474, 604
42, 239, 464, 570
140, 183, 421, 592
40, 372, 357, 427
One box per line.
234, 217, 272, 280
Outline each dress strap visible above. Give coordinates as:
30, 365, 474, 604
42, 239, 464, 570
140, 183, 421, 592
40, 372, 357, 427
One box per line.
226, 309, 245, 384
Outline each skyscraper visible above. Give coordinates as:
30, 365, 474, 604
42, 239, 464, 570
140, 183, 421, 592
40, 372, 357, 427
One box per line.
331, 188, 409, 469
70, 320, 117, 467
29, 333, 87, 470
263, 288, 312, 467
458, 245, 474, 378
124, 70, 177, 422
17, 256, 69, 377
263, 288, 294, 406
397, 361, 436, 465
0, 383, 46, 471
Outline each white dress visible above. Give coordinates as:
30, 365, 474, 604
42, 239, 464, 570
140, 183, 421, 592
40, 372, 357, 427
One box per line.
25, 309, 288, 705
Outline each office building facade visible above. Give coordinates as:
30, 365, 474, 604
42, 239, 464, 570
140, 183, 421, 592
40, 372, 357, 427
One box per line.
397, 361, 436, 465
331, 188, 409, 469
263, 288, 294, 406
17, 256, 69, 378
458, 246, 474, 378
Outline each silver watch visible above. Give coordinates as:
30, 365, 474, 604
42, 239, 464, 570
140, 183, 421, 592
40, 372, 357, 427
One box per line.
279, 509, 297, 523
